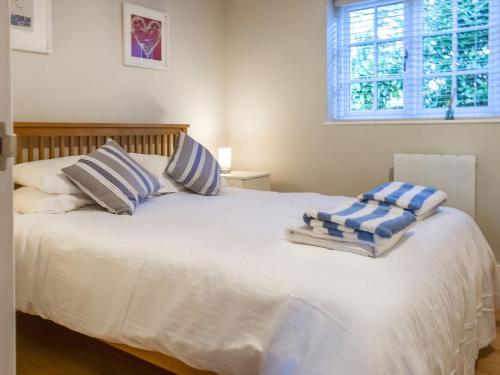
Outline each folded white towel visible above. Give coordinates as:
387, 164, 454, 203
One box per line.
286, 224, 413, 258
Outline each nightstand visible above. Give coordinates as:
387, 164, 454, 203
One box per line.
222, 171, 271, 191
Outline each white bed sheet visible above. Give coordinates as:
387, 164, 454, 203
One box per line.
15, 188, 500, 375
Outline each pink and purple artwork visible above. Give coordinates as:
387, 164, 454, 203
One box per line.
130, 15, 162, 61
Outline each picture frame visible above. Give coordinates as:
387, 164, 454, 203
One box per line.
122, 2, 169, 71
10, 0, 52, 54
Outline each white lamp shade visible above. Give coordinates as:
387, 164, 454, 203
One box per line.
218, 148, 232, 173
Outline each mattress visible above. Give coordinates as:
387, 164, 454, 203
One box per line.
15, 188, 500, 375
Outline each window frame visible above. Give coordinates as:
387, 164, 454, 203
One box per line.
331, 0, 500, 121
339, 0, 407, 119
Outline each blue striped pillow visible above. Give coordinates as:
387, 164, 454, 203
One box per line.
166, 133, 221, 196
62, 140, 162, 214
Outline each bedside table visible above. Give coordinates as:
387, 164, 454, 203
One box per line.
222, 171, 271, 191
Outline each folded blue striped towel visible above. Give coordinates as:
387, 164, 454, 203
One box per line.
303, 214, 356, 233
358, 182, 447, 217
304, 201, 416, 239
364, 199, 439, 220
304, 212, 411, 249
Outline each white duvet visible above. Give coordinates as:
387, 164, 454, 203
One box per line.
15, 188, 500, 375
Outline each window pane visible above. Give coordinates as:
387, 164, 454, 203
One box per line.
377, 3, 404, 40
377, 80, 403, 110
423, 35, 453, 73
424, 0, 452, 32
457, 74, 488, 107
351, 83, 373, 111
423, 77, 452, 108
350, 45, 375, 79
378, 41, 404, 77
458, 0, 489, 28
350, 8, 374, 43
457, 30, 489, 71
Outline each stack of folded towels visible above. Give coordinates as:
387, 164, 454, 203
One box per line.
286, 182, 447, 257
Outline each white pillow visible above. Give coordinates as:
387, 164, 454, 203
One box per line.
14, 186, 94, 214
14, 153, 184, 196
14, 156, 82, 194
129, 153, 182, 194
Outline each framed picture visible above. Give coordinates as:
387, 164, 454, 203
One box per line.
10, 0, 51, 54
123, 2, 169, 71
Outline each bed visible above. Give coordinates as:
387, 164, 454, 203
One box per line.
14, 122, 500, 375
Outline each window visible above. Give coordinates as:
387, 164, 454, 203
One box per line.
328, 0, 500, 120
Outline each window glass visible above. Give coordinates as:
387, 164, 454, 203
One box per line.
332, 0, 497, 119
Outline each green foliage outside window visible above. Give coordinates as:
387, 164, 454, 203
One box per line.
348, 0, 490, 113
457, 74, 488, 107
350, 45, 374, 79
458, 0, 489, 28
457, 30, 489, 71
423, 77, 452, 109
351, 83, 374, 111
423, 35, 453, 74
378, 41, 405, 77
424, 0, 452, 32
349, 3, 405, 112
378, 80, 404, 110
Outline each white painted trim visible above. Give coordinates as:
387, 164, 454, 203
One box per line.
0, 0, 14, 374
323, 118, 500, 126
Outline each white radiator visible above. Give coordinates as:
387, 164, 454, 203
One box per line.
394, 154, 476, 218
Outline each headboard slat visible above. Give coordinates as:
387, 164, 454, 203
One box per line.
49, 137, 55, 159
14, 122, 189, 163
16, 137, 22, 162
27, 138, 33, 161
60, 137, 65, 158
38, 138, 44, 160
168, 135, 173, 155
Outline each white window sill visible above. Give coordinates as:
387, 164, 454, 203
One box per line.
323, 118, 500, 126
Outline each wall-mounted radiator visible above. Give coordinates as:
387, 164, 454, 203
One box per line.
394, 154, 476, 218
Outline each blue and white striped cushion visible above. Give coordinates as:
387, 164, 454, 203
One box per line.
62, 140, 161, 214
166, 133, 221, 196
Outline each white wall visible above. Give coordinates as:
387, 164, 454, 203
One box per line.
225, 0, 500, 261
13, 0, 226, 154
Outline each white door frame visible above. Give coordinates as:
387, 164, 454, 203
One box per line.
0, 0, 15, 374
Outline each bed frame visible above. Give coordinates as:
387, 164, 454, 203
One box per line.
14, 122, 216, 375
14, 122, 189, 163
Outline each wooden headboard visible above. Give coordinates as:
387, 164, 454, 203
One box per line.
14, 122, 189, 164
